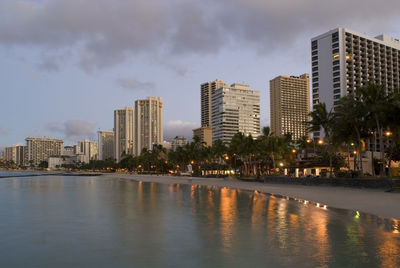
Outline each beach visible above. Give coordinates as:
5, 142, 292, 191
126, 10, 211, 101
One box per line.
104, 173, 400, 220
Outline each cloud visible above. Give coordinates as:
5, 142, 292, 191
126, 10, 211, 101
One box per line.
37, 55, 61, 72
1, 0, 400, 71
45, 119, 96, 141
116, 76, 155, 91
0, 128, 8, 135
164, 120, 198, 141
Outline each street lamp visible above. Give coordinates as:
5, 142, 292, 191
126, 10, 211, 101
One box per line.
318, 140, 324, 145
386, 131, 392, 137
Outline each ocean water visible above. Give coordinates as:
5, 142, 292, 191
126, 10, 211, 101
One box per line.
0, 175, 398, 267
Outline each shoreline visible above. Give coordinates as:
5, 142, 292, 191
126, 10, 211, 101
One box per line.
103, 173, 400, 221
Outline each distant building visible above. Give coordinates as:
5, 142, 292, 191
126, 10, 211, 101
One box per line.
193, 126, 212, 147
98, 131, 114, 161
15, 145, 27, 166
134, 97, 163, 155
201, 79, 227, 128
171, 136, 189, 151
270, 74, 310, 140
211, 83, 260, 143
4, 146, 16, 163
162, 141, 172, 150
114, 107, 134, 162
77, 140, 98, 163
25, 137, 63, 166
63, 146, 75, 156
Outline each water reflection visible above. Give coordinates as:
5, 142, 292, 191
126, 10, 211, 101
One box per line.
0, 177, 399, 267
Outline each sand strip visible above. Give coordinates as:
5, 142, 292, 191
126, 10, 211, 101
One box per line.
103, 173, 400, 220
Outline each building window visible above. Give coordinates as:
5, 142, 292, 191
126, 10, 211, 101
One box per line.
333, 60, 340, 66
333, 65, 340, 71
332, 48, 339, 54
333, 77, 340, 82
334, 89, 340, 94
312, 67, 318, 72
332, 43, 339, 48
312, 62, 318, 66
312, 56, 318, 61
333, 83, 340, 88
313, 82, 319, 88
312, 50, 318, 56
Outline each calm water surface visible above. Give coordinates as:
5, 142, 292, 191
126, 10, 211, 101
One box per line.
0, 175, 399, 267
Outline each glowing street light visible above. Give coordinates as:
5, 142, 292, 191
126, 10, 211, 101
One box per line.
386, 131, 392, 137
292, 149, 297, 153
306, 139, 311, 143
318, 140, 324, 145
279, 162, 284, 167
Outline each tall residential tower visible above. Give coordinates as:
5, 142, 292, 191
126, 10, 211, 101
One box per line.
311, 28, 400, 138
201, 79, 227, 130
134, 97, 163, 155
211, 83, 260, 143
114, 107, 134, 162
270, 74, 310, 140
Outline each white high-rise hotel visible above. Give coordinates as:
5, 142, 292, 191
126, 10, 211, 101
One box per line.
211, 83, 260, 143
311, 28, 400, 138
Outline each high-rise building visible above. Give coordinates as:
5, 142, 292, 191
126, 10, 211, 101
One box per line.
192, 126, 212, 147
201, 79, 227, 128
4, 146, 16, 163
114, 107, 134, 162
25, 137, 63, 166
270, 74, 310, 140
15, 145, 27, 166
134, 97, 163, 155
77, 139, 98, 163
211, 83, 260, 143
98, 131, 114, 161
311, 28, 400, 138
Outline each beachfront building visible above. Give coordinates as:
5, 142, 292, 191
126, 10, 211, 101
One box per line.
77, 140, 98, 163
98, 131, 114, 161
114, 107, 134, 163
63, 146, 75, 156
201, 79, 228, 129
4, 146, 16, 163
171, 136, 189, 151
311, 28, 400, 139
25, 137, 63, 166
211, 83, 260, 143
270, 74, 310, 140
134, 97, 163, 155
192, 126, 212, 147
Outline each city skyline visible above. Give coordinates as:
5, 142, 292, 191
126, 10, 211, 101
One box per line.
1, 1, 400, 149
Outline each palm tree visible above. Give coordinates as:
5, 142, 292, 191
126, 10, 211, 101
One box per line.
333, 95, 368, 175
356, 84, 390, 177
211, 139, 227, 175
308, 103, 336, 177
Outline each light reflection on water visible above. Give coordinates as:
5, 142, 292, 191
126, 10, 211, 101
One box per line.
0, 176, 399, 267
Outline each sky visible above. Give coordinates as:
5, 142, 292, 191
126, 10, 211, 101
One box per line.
1, 0, 400, 150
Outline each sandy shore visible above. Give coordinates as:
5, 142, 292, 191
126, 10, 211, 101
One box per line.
104, 173, 400, 220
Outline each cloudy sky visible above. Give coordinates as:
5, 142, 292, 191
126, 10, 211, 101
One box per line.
1, 0, 400, 149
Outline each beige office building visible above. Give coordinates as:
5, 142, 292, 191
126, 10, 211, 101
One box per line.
98, 131, 114, 161
134, 97, 163, 155
114, 107, 134, 162
201, 79, 227, 128
212, 83, 260, 143
26, 137, 63, 166
192, 126, 212, 147
270, 74, 310, 140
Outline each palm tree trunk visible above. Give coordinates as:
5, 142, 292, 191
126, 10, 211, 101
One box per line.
375, 115, 385, 178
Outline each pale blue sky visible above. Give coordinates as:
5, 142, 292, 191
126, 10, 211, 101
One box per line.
1, 0, 400, 149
